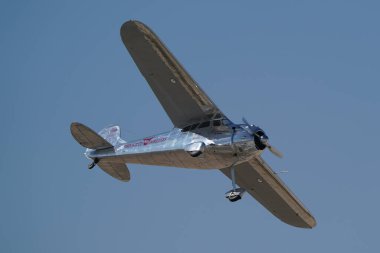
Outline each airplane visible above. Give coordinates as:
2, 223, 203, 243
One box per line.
71, 20, 316, 229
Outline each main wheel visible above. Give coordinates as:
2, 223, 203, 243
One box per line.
228, 195, 242, 202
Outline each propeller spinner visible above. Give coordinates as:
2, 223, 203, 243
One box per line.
242, 117, 283, 158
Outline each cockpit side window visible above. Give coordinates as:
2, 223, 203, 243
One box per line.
222, 119, 232, 126
181, 125, 191, 132
214, 113, 222, 119
198, 121, 210, 128
213, 120, 221, 126
183, 119, 230, 132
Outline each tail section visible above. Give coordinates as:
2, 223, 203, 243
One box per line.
70, 123, 126, 149
98, 125, 126, 147
70, 122, 113, 150
98, 160, 130, 182
70, 122, 130, 182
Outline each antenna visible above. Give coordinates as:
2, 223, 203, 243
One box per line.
274, 169, 289, 175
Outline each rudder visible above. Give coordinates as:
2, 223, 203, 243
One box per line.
98, 125, 126, 147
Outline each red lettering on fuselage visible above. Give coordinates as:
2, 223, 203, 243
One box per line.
123, 136, 168, 149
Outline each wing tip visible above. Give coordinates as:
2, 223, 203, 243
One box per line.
296, 215, 317, 229
120, 20, 148, 37
70, 122, 84, 140
308, 216, 317, 229
70, 121, 82, 128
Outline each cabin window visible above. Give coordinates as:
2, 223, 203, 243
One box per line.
181, 125, 191, 132
222, 119, 232, 126
213, 120, 221, 126
198, 121, 210, 128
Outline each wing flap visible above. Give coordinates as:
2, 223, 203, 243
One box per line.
221, 157, 316, 228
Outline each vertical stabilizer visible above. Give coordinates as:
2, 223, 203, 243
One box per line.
98, 125, 126, 146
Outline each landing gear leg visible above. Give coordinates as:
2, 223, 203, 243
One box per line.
225, 165, 245, 202
231, 166, 237, 192
88, 158, 99, 170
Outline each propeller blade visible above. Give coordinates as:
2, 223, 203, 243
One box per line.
267, 144, 283, 158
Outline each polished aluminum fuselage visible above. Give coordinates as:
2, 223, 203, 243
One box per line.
86, 125, 261, 169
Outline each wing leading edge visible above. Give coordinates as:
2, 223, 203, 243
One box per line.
221, 157, 316, 228
120, 20, 224, 128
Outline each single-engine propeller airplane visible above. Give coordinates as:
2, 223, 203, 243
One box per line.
71, 20, 316, 228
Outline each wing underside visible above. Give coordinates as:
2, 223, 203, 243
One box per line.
221, 157, 316, 228
120, 20, 223, 128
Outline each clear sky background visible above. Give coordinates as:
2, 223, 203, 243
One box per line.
1, 0, 379, 252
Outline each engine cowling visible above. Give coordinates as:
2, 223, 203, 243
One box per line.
253, 128, 268, 150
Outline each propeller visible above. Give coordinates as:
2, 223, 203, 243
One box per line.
265, 143, 283, 158
242, 117, 283, 158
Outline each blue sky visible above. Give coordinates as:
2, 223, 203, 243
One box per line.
1, 0, 379, 252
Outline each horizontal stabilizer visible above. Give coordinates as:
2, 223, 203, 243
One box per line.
70, 122, 113, 150
98, 161, 130, 182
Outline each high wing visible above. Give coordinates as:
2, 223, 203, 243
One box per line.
220, 157, 316, 228
120, 20, 224, 128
